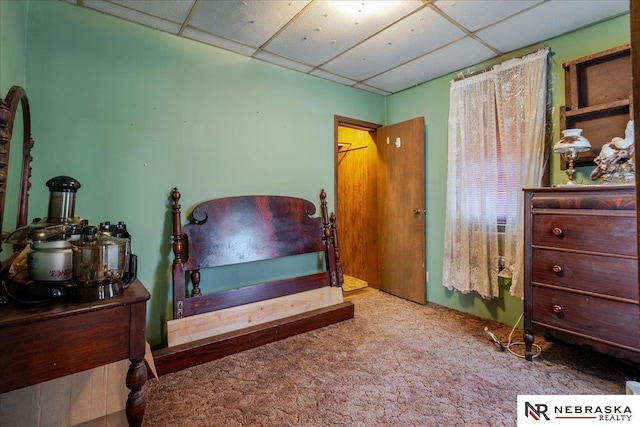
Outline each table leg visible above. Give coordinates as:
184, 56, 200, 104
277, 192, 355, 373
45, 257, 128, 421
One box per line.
126, 358, 147, 427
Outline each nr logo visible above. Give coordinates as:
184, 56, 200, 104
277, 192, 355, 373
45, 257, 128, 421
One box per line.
525, 402, 550, 421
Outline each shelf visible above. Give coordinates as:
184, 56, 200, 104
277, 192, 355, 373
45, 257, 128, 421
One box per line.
563, 98, 629, 118
560, 44, 632, 169
563, 44, 631, 110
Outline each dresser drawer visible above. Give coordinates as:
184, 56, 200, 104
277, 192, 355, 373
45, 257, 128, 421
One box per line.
531, 189, 636, 210
532, 214, 636, 256
532, 286, 639, 349
532, 248, 638, 300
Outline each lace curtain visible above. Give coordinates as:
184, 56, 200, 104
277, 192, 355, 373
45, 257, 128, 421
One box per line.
443, 71, 500, 298
495, 50, 549, 298
443, 49, 548, 299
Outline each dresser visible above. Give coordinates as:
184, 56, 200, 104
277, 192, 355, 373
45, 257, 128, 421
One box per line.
523, 185, 640, 362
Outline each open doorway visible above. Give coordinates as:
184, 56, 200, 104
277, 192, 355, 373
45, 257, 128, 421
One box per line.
334, 115, 427, 304
335, 116, 381, 293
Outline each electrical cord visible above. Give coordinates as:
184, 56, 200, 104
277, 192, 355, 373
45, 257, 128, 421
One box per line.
484, 313, 542, 358
505, 313, 542, 359
1, 268, 50, 304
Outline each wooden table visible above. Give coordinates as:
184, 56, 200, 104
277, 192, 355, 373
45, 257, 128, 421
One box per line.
0, 280, 150, 426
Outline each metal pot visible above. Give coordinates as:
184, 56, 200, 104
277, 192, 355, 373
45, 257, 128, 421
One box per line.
98, 221, 136, 283
70, 226, 128, 288
27, 240, 73, 282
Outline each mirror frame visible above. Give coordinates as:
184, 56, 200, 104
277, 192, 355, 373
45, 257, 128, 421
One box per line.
0, 85, 35, 265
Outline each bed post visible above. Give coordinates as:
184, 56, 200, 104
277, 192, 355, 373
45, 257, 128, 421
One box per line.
330, 212, 344, 286
171, 188, 186, 319
320, 189, 339, 287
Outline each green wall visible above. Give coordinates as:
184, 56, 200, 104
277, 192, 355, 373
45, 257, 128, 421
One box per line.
386, 14, 631, 329
0, 0, 27, 90
10, 1, 385, 346
1, 0, 631, 345
0, 0, 29, 238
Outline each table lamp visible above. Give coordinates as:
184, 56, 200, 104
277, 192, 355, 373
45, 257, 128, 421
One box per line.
553, 129, 591, 185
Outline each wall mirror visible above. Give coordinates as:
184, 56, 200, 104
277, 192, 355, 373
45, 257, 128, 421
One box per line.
0, 86, 35, 272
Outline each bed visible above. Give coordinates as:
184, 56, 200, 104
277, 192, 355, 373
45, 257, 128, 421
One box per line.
152, 188, 355, 376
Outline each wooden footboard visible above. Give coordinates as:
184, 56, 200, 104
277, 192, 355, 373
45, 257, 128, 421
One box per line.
153, 301, 354, 376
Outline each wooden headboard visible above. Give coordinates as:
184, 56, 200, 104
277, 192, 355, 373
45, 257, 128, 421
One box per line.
153, 189, 353, 376
170, 188, 344, 319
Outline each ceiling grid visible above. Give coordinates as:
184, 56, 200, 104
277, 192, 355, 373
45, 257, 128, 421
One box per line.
65, 0, 629, 95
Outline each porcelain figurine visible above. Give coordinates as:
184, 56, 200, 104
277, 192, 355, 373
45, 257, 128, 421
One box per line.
590, 120, 635, 183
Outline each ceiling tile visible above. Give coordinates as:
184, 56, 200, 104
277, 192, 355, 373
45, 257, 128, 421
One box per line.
111, 0, 196, 24
476, 0, 629, 53
254, 51, 315, 73
263, 0, 424, 66
83, 0, 182, 34
352, 83, 392, 96
322, 7, 465, 82
182, 27, 258, 56
188, 0, 311, 48
309, 69, 358, 86
433, 0, 543, 32
364, 36, 497, 93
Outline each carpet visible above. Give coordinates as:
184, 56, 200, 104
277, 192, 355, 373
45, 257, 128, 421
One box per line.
144, 289, 639, 426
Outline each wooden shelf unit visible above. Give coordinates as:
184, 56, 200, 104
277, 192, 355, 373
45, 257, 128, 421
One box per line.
560, 44, 632, 168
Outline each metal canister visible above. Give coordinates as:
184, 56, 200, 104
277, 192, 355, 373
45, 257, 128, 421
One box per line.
70, 226, 127, 287
99, 221, 135, 284
46, 176, 81, 223
27, 240, 73, 281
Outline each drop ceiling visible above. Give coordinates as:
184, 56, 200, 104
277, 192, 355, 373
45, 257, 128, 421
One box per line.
63, 0, 629, 95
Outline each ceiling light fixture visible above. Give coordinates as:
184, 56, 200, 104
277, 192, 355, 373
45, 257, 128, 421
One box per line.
332, 1, 395, 16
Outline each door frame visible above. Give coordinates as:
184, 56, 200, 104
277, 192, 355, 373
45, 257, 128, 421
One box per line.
334, 115, 382, 210
334, 116, 381, 288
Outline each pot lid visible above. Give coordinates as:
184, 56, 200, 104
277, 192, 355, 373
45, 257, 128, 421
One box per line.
70, 225, 128, 248
46, 176, 82, 193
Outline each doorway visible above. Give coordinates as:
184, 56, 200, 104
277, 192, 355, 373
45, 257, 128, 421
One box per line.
334, 116, 426, 304
336, 118, 379, 292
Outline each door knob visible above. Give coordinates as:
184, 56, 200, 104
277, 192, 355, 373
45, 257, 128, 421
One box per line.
413, 209, 425, 214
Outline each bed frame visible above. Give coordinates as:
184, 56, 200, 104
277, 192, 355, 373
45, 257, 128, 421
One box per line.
152, 188, 355, 376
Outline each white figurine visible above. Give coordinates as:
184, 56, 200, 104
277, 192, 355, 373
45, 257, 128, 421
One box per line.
590, 120, 635, 181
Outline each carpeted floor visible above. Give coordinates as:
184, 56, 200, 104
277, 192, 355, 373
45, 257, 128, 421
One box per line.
144, 289, 639, 426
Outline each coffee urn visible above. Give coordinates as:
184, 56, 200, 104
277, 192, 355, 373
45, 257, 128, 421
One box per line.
26, 176, 84, 283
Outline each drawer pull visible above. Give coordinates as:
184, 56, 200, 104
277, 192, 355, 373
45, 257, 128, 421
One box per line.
552, 264, 563, 273
552, 304, 563, 316
552, 227, 563, 236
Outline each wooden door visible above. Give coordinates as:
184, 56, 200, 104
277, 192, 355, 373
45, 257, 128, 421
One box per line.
376, 117, 426, 304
